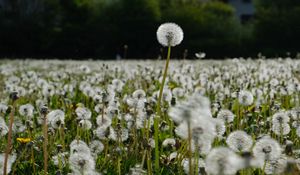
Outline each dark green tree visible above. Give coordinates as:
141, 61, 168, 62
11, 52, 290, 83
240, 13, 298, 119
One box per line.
161, 1, 241, 58
254, 0, 300, 56
90, 0, 161, 58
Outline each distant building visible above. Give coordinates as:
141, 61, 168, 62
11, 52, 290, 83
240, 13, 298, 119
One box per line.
222, 0, 255, 23
0, 0, 5, 9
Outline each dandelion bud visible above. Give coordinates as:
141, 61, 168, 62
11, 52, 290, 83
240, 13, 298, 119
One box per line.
9, 91, 19, 101
40, 106, 48, 115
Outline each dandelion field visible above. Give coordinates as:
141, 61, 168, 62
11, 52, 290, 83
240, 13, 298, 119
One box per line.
0, 58, 300, 175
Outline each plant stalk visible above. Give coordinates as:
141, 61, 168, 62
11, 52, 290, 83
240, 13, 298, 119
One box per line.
154, 46, 171, 173
3, 100, 17, 175
43, 113, 49, 174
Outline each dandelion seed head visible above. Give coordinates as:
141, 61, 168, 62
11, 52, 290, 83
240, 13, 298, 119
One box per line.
213, 118, 226, 138
226, 130, 253, 152
238, 90, 254, 106
70, 140, 91, 156
79, 119, 92, 130
162, 138, 176, 148
89, 140, 104, 157
182, 158, 205, 175
156, 22, 183, 47
108, 127, 129, 142
0, 117, 8, 137
76, 107, 92, 120
52, 152, 68, 167
47, 109, 65, 129
69, 153, 95, 174
205, 147, 243, 175
217, 109, 235, 123
272, 111, 290, 125
253, 137, 281, 161
0, 153, 17, 174
96, 115, 112, 128
272, 123, 291, 136
264, 155, 287, 175
94, 127, 107, 139
19, 103, 34, 118
0, 103, 8, 113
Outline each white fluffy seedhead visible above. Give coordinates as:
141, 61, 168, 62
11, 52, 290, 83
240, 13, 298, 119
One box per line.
156, 22, 184, 47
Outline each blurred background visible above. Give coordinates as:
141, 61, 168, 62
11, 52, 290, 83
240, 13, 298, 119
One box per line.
0, 0, 299, 59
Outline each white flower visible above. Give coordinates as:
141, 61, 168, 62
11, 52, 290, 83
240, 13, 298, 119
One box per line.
79, 119, 92, 130
238, 90, 254, 106
47, 110, 65, 129
272, 111, 290, 125
0, 153, 17, 174
19, 104, 34, 119
205, 147, 243, 175
264, 155, 287, 175
52, 152, 68, 167
89, 140, 104, 157
69, 153, 95, 175
156, 22, 183, 47
226, 130, 253, 152
70, 140, 91, 156
213, 118, 226, 138
272, 123, 291, 136
0, 117, 8, 137
108, 127, 129, 142
96, 114, 112, 128
76, 107, 92, 120
253, 137, 281, 161
182, 158, 205, 175
162, 138, 176, 148
0, 103, 8, 113
217, 109, 235, 123
94, 127, 107, 140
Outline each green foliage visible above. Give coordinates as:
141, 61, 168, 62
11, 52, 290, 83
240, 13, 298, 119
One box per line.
1, 0, 298, 58
254, 0, 300, 56
162, 1, 241, 57
90, 0, 161, 58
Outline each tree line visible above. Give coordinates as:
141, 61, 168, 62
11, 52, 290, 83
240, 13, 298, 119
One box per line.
0, 0, 299, 59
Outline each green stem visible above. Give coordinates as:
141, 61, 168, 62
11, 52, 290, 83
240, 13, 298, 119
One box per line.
3, 100, 16, 175
12, 146, 28, 175
187, 122, 193, 175
43, 114, 48, 175
262, 160, 267, 175
118, 157, 121, 175
157, 46, 171, 116
154, 46, 171, 173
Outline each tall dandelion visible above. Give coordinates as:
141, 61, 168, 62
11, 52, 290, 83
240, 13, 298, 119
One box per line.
3, 92, 18, 175
154, 22, 183, 172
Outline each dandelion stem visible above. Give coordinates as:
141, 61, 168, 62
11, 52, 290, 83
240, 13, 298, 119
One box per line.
262, 160, 267, 175
43, 113, 49, 175
3, 100, 17, 175
29, 129, 37, 175
147, 150, 152, 175
157, 46, 171, 116
187, 121, 193, 175
118, 157, 121, 175
154, 46, 171, 173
